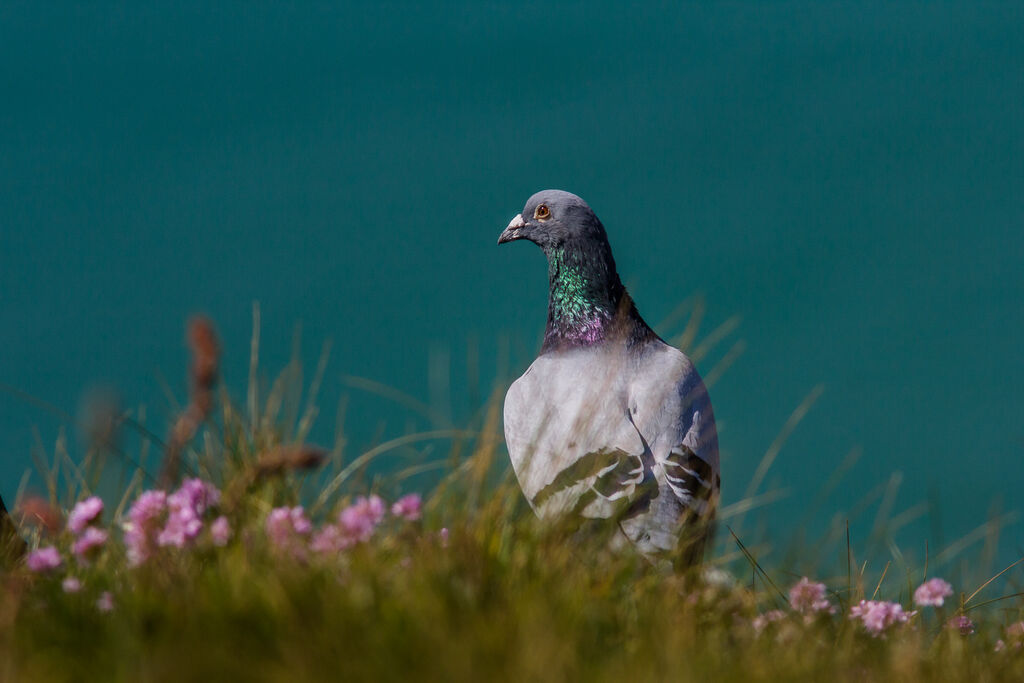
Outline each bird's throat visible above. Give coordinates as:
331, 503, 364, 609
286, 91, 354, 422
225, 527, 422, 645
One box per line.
542, 246, 627, 351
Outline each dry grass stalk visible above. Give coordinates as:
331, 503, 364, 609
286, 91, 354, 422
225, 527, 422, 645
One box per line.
159, 317, 220, 488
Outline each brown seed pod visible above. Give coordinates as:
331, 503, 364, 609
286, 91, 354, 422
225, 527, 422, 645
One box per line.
255, 445, 328, 478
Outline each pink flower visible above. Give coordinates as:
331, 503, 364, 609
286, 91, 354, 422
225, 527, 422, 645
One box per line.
849, 600, 915, 636
391, 494, 422, 522
310, 524, 352, 554
752, 609, 786, 632
26, 546, 62, 572
996, 623, 1024, 652
290, 507, 313, 535
67, 496, 104, 535
123, 490, 167, 566
62, 576, 82, 593
210, 516, 231, 546
266, 506, 312, 558
947, 615, 975, 636
788, 577, 833, 615
96, 591, 114, 613
158, 479, 221, 549
171, 478, 220, 515
72, 526, 108, 562
914, 577, 954, 607
1001, 621, 1024, 650
338, 495, 385, 544
439, 527, 449, 548
157, 510, 201, 548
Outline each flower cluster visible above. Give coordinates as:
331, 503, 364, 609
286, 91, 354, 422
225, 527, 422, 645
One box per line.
27, 483, 421, 573
753, 576, 962, 638
849, 600, 916, 636
914, 578, 954, 607
270, 494, 423, 558
123, 479, 227, 566
123, 490, 168, 566
21, 479, 238, 613
67, 496, 103, 535
210, 516, 232, 546
788, 577, 834, 616
68, 496, 108, 563
995, 622, 1024, 652
266, 506, 313, 559
947, 615, 975, 636
25, 546, 62, 573
20, 483, 427, 617
158, 479, 221, 549
752, 609, 786, 632
72, 527, 109, 563
391, 494, 422, 522
339, 495, 386, 543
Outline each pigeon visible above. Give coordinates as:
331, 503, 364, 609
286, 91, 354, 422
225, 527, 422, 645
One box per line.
498, 190, 720, 566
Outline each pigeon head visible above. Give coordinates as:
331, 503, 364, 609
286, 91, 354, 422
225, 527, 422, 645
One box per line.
498, 190, 652, 351
497, 190, 609, 251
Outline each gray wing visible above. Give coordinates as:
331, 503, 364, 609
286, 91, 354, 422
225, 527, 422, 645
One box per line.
529, 443, 656, 520
618, 342, 720, 562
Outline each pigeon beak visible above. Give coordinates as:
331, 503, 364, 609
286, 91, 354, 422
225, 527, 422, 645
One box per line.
498, 214, 527, 245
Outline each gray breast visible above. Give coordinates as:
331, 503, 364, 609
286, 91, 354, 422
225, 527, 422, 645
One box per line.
503, 341, 719, 560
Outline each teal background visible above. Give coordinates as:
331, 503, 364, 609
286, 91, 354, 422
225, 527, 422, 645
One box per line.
1, 3, 1021, 566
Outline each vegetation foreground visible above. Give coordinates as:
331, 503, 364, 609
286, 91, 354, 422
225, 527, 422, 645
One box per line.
1, 318, 1022, 681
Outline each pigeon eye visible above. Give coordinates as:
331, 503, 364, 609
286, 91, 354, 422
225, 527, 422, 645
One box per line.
535, 204, 551, 220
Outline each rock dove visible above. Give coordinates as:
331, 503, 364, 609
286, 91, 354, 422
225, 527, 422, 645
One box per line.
498, 190, 720, 566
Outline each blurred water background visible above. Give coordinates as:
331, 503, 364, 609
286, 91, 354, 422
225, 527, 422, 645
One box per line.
1, 2, 1021, 569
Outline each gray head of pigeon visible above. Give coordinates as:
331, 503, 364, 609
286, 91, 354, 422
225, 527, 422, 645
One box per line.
499, 190, 652, 352
498, 190, 610, 251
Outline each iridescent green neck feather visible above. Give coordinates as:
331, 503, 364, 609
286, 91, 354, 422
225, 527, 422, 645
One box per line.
542, 243, 651, 352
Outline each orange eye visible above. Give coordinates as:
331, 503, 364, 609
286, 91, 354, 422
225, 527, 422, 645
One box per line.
535, 204, 550, 220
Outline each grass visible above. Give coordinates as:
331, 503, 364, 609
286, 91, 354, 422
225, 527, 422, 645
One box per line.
1, 308, 1023, 682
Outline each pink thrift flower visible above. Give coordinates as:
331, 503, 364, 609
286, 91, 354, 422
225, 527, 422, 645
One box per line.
72, 526, 108, 562
439, 527, 449, 548
123, 489, 168, 566
210, 516, 231, 546
172, 478, 220, 514
310, 524, 352, 554
788, 577, 833, 616
849, 600, 915, 636
158, 479, 221, 549
67, 496, 104, 535
62, 576, 83, 593
289, 506, 313, 535
157, 509, 201, 548
391, 494, 422, 521
1002, 621, 1024, 650
266, 506, 312, 558
96, 591, 114, 613
947, 615, 975, 636
338, 495, 386, 544
752, 609, 786, 632
914, 577, 954, 607
26, 546, 62, 572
